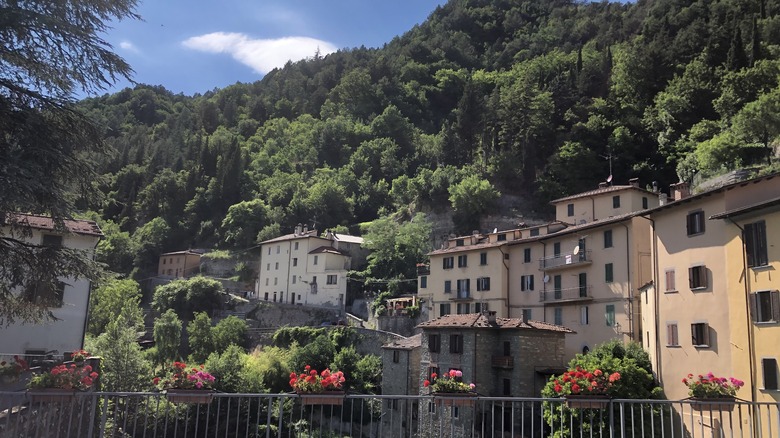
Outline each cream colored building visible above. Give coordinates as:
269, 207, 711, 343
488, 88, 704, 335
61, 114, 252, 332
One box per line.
254, 225, 366, 309
158, 250, 202, 278
0, 214, 102, 358
643, 173, 780, 401
508, 180, 657, 358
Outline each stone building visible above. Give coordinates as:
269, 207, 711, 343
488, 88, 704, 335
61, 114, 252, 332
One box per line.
380, 334, 422, 436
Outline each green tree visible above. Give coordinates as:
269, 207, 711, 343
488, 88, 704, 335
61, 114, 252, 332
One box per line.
131, 217, 172, 272
220, 199, 270, 248
448, 175, 500, 234
205, 344, 246, 393
153, 309, 182, 366
188, 311, 214, 363
243, 346, 292, 393
361, 214, 432, 290
212, 315, 249, 353
88, 305, 152, 392
152, 276, 224, 318
0, 0, 139, 324
87, 278, 142, 336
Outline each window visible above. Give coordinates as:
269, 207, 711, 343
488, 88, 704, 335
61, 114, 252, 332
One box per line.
745, 221, 769, 268
567, 203, 574, 216
276, 245, 280, 254
688, 265, 708, 289
457, 303, 470, 314
443, 257, 454, 269
666, 323, 679, 346
292, 276, 296, 284
420, 276, 428, 289
392, 350, 400, 363
480, 252, 487, 265
642, 197, 648, 209
450, 334, 463, 354
266, 263, 270, 270
553, 242, 561, 257
313, 255, 318, 265
497, 233, 507, 241
457, 254, 468, 268
294, 242, 299, 250
612, 195, 621, 208
606, 304, 615, 326
293, 258, 298, 267
264, 292, 268, 301
162, 259, 166, 265
457, 279, 470, 297
604, 230, 613, 248
605, 263, 614, 283
686, 211, 705, 235
523, 248, 531, 263
444, 280, 452, 294
554, 308, 563, 325
578, 273, 587, 297
553, 275, 562, 299
275, 262, 279, 270
665, 269, 676, 292
530, 228, 540, 237
520, 275, 534, 291
763, 358, 779, 390
440, 303, 451, 316
265, 278, 269, 286
691, 322, 710, 347
751, 290, 780, 323
476, 277, 490, 291
274, 278, 278, 285
580, 306, 589, 325
503, 341, 510, 356
428, 334, 440, 353
456, 238, 464, 246
327, 275, 337, 285
475, 302, 488, 313
503, 378, 512, 396
267, 247, 271, 255
522, 309, 532, 321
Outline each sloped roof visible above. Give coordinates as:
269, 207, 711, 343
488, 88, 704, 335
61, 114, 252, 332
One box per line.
551, 185, 654, 204
428, 238, 501, 256
4, 213, 103, 237
308, 245, 347, 256
260, 230, 319, 244
417, 313, 573, 333
332, 233, 363, 244
709, 196, 780, 219
382, 333, 422, 350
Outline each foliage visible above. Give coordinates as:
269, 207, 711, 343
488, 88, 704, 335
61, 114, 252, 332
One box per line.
71, 349, 90, 362
448, 175, 500, 233
88, 278, 142, 336
331, 346, 381, 393
289, 366, 345, 393
187, 312, 214, 363
153, 310, 182, 366
153, 361, 215, 390
0, 0, 138, 324
244, 346, 293, 393
27, 363, 98, 390
423, 369, 475, 393
204, 345, 246, 393
152, 276, 224, 318
272, 326, 327, 349
0, 356, 29, 378
212, 316, 249, 351
87, 308, 152, 392
683, 372, 744, 398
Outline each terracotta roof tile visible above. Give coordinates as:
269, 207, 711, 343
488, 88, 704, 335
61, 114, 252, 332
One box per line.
417, 313, 573, 333
5, 213, 103, 237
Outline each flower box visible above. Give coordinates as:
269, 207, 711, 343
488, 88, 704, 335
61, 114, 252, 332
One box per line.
689, 397, 736, 413
28, 388, 76, 403
564, 395, 611, 409
297, 390, 345, 406
165, 389, 214, 404
434, 392, 477, 407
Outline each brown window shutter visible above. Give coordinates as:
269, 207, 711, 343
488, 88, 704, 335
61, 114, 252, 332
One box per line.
749, 293, 759, 323
772, 290, 780, 322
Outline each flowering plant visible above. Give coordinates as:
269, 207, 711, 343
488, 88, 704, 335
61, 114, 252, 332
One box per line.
27, 364, 98, 390
551, 366, 621, 396
71, 349, 90, 362
0, 356, 29, 378
289, 366, 345, 393
423, 369, 476, 393
683, 373, 744, 398
153, 362, 215, 390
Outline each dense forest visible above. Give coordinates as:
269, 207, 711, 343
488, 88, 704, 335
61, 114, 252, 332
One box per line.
79, 0, 780, 279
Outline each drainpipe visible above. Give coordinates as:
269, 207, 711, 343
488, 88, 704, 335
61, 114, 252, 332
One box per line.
619, 223, 633, 341
724, 218, 758, 404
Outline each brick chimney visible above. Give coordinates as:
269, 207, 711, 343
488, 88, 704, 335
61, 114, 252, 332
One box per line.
670, 182, 690, 201
487, 310, 497, 324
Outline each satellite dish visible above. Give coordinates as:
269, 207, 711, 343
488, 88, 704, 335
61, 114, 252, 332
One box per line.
606, 175, 613, 183
572, 245, 580, 255
543, 275, 550, 283
492, 227, 498, 233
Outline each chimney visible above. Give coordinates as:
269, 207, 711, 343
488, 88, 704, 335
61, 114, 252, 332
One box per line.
487, 310, 497, 323
295, 223, 302, 236
652, 181, 659, 193
670, 182, 690, 201
303, 224, 308, 234
598, 182, 609, 188
629, 178, 640, 188
658, 193, 668, 206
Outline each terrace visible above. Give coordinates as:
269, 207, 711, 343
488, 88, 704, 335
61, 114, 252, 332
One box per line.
0, 392, 777, 437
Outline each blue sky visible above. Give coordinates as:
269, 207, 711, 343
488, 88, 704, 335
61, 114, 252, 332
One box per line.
102, 0, 448, 96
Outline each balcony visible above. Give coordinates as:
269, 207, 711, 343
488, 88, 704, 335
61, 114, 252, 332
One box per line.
449, 290, 471, 300
0, 391, 771, 437
539, 250, 592, 271
540, 285, 592, 303
491, 355, 514, 368
416, 264, 430, 276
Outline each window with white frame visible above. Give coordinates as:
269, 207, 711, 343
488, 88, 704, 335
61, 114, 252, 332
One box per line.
686, 211, 705, 236
580, 306, 589, 325
313, 255, 318, 265
444, 280, 452, 294
327, 275, 337, 285
457, 254, 468, 268
443, 257, 454, 269
691, 322, 710, 347
476, 277, 490, 291
688, 265, 708, 289
520, 275, 534, 291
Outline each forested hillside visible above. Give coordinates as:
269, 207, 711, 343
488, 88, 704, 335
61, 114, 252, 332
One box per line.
80, 0, 780, 278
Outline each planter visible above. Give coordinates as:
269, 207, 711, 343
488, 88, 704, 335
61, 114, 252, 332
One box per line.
689, 397, 736, 413
434, 392, 477, 407
27, 388, 77, 403
564, 395, 611, 409
165, 389, 214, 404
297, 391, 345, 406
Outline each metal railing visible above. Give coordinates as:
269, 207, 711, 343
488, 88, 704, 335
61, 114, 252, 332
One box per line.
539, 250, 592, 270
1, 392, 778, 437
540, 285, 592, 303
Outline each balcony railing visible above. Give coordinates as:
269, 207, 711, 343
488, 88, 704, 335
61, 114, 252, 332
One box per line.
491, 355, 514, 368
539, 250, 592, 271
540, 285, 592, 303
0, 392, 776, 438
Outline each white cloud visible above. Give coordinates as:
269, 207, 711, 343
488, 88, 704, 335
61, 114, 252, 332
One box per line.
182, 32, 337, 74
119, 40, 140, 54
